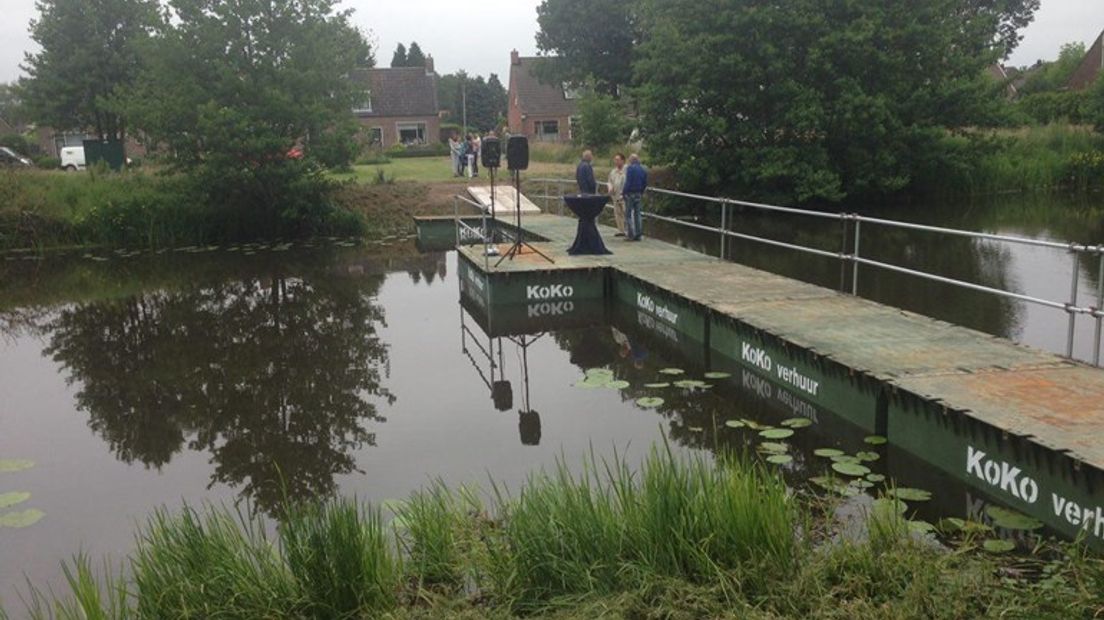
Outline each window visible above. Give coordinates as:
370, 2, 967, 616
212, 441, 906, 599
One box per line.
397, 122, 427, 145
562, 83, 583, 100
569, 116, 580, 141
535, 120, 559, 141
353, 91, 373, 114
368, 127, 382, 146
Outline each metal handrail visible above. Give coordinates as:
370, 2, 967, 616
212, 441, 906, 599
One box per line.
528, 177, 1102, 366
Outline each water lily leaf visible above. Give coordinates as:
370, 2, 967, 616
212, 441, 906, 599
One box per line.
688, 426, 704, 433
658, 368, 685, 375
0, 509, 44, 528
872, 497, 908, 516
724, 420, 746, 428
766, 454, 793, 465
0, 460, 34, 473
673, 380, 707, 389
831, 462, 871, 477
908, 520, 936, 535
986, 506, 1043, 531
586, 368, 615, 378
849, 480, 875, 490
814, 448, 844, 458
636, 397, 665, 408
781, 417, 813, 428
759, 428, 794, 439
855, 451, 881, 462
0, 492, 31, 509
644, 383, 670, 389
574, 379, 606, 389
758, 442, 789, 454
830, 455, 861, 464
938, 517, 966, 533
865, 474, 886, 483
703, 372, 731, 379
606, 380, 631, 390
983, 539, 1016, 553
741, 419, 765, 430
888, 488, 932, 502
863, 435, 887, 445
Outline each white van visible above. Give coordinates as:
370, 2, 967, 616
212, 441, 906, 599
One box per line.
60, 146, 85, 171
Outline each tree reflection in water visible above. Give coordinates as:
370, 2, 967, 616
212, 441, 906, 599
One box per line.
42, 264, 397, 515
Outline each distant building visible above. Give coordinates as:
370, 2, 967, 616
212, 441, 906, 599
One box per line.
1066, 30, 1104, 91
507, 50, 578, 143
350, 57, 440, 148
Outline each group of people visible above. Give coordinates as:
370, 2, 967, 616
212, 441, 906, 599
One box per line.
576, 150, 648, 241
448, 132, 487, 178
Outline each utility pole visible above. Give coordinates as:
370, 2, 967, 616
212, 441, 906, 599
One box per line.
461, 78, 468, 138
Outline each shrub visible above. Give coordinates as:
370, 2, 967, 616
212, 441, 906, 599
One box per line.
33, 156, 60, 170
574, 92, 632, 151
1019, 91, 1088, 125
385, 142, 449, 158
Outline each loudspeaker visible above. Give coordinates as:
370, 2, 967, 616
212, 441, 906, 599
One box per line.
492, 380, 513, 411
506, 135, 529, 171
481, 137, 501, 169
518, 410, 541, 446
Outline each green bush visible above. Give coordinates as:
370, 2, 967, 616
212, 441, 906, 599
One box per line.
574, 92, 632, 151
1019, 91, 1088, 125
34, 156, 60, 170
385, 142, 449, 158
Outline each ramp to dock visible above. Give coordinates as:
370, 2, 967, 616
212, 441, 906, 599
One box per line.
467, 186, 542, 216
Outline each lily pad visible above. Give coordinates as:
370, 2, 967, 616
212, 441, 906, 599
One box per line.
766, 454, 793, 465
758, 442, 789, 454
871, 497, 909, 516
759, 428, 794, 439
937, 517, 967, 533
636, 397, 665, 408
673, 379, 707, 389
740, 419, 766, 430
982, 539, 1016, 553
781, 417, 813, 428
658, 368, 685, 376
574, 378, 607, 389
606, 380, 631, 390
814, 448, 845, 458
908, 520, 936, 535
0, 460, 34, 473
703, 372, 731, 379
985, 506, 1043, 531
688, 426, 704, 433
865, 474, 886, 483
831, 462, 871, 477
855, 451, 881, 462
0, 509, 45, 529
586, 368, 615, 378
863, 435, 887, 445
830, 455, 861, 464
811, 476, 860, 497
644, 383, 671, 389
888, 488, 932, 502
724, 420, 746, 428
0, 492, 30, 509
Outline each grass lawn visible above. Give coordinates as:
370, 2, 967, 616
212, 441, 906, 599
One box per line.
334, 157, 607, 185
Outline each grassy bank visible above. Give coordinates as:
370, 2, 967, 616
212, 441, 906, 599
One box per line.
10, 444, 1104, 619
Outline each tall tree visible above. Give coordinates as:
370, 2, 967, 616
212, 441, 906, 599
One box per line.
0, 83, 28, 128
536, 0, 638, 94
1019, 42, 1087, 94
390, 42, 407, 68
20, 0, 162, 142
634, 0, 1038, 203
405, 42, 427, 68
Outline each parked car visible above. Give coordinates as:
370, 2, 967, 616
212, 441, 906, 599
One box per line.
60, 146, 86, 171
0, 146, 33, 168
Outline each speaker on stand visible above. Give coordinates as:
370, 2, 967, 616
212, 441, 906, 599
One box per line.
496, 136, 554, 266
481, 137, 502, 256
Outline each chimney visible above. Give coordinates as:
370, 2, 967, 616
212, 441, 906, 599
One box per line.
511, 49, 521, 66
425, 55, 435, 75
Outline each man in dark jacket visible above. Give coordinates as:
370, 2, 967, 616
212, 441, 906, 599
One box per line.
576, 150, 597, 194
623, 154, 648, 241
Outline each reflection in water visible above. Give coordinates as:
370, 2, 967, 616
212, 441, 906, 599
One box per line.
40, 265, 398, 515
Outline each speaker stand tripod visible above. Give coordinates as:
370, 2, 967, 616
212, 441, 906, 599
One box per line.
495, 170, 554, 267
484, 167, 500, 256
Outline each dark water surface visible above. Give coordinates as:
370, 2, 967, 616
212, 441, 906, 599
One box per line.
1, 192, 1101, 607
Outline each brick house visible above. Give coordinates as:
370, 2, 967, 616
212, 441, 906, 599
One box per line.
1066, 30, 1104, 91
350, 58, 440, 147
507, 50, 578, 143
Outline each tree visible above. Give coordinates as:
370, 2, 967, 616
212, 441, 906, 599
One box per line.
1090, 76, 1104, 133
20, 0, 161, 143
0, 83, 28, 128
1020, 42, 1087, 94
405, 42, 427, 68
390, 42, 407, 68
634, 0, 1039, 204
536, 0, 638, 94
574, 92, 630, 150
122, 0, 372, 236
437, 71, 506, 132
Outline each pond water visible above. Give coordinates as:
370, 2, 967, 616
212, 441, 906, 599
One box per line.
1, 192, 1101, 607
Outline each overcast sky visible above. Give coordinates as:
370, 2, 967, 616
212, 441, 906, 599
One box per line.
0, 0, 1100, 84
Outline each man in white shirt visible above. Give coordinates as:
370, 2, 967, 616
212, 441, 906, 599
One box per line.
607, 153, 627, 236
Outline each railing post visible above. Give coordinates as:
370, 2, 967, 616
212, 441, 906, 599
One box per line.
1067, 249, 1081, 358
453, 196, 460, 249
720, 199, 728, 261
1094, 251, 1103, 366
544, 180, 550, 212
851, 217, 861, 296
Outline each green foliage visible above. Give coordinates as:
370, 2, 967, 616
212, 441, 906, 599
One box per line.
0, 82, 28, 128
391, 42, 408, 68
406, 42, 427, 68
20, 0, 161, 142
536, 0, 638, 94
398, 483, 475, 588
385, 142, 450, 158
574, 92, 631, 150
1020, 42, 1087, 94
0, 134, 37, 158
437, 72, 507, 132
1091, 77, 1104, 133
1019, 90, 1089, 124
634, 0, 1039, 204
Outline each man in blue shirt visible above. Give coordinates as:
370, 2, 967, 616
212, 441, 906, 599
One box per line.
576, 150, 597, 194
623, 154, 648, 241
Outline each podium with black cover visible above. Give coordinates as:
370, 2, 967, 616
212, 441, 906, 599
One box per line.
563, 194, 612, 256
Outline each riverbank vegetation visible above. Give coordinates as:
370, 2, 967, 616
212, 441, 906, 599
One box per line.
8, 444, 1104, 619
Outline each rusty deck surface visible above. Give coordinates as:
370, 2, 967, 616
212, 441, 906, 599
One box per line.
458, 213, 1104, 470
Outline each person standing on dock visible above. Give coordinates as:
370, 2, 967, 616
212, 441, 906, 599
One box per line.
448, 133, 463, 177
576, 150, 597, 194
623, 154, 648, 241
608, 153, 627, 236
